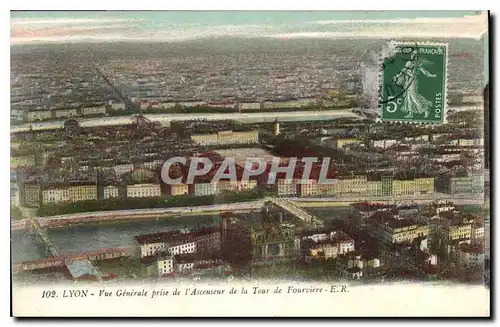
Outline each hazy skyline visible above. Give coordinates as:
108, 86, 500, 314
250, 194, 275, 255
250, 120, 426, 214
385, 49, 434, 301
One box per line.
11, 11, 488, 45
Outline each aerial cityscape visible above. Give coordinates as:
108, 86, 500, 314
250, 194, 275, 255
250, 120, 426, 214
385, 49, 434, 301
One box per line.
10, 11, 489, 287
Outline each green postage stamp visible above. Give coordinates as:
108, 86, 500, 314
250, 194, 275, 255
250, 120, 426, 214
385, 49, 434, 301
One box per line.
379, 41, 448, 124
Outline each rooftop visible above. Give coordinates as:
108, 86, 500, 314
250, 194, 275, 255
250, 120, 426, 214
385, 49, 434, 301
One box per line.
351, 202, 397, 212
460, 243, 484, 254
66, 260, 100, 279
369, 212, 420, 230
174, 253, 196, 264
134, 231, 181, 245
135, 227, 219, 246
330, 231, 354, 243
386, 218, 420, 230
214, 148, 275, 166
299, 229, 332, 238
397, 204, 420, 211
184, 226, 220, 239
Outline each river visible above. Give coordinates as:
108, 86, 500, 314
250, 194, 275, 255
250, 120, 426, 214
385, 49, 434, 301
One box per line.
11, 204, 487, 264
12, 207, 352, 263
12, 214, 224, 263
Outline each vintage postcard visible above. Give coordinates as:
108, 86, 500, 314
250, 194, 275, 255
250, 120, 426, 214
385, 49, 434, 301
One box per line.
10, 10, 490, 317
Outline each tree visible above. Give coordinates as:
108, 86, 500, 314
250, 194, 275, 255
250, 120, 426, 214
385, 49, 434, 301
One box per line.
221, 228, 253, 268
10, 206, 23, 220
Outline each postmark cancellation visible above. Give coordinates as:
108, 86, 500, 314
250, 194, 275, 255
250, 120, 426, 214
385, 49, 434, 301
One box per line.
379, 41, 449, 124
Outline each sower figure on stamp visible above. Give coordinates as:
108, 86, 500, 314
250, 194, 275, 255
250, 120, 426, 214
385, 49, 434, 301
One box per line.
392, 50, 437, 119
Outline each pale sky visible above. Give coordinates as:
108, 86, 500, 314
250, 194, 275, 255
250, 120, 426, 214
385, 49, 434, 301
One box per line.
11, 11, 488, 45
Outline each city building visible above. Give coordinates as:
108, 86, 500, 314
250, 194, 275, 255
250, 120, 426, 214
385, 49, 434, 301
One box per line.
349, 202, 397, 227
11, 156, 36, 169
323, 98, 351, 108
194, 182, 217, 196
156, 254, 174, 276
365, 181, 385, 197
437, 214, 473, 242
11, 109, 25, 123
376, 176, 396, 196
103, 185, 120, 199
251, 224, 296, 262
472, 223, 485, 240
214, 148, 275, 168
330, 176, 367, 197
192, 259, 225, 277
168, 238, 197, 256
380, 237, 437, 270
191, 227, 221, 254
392, 178, 435, 196
299, 176, 367, 197
433, 152, 462, 163
237, 179, 257, 192
437, 173, 484, 195
367, 212, 430, 246
430, 133, 451, 142
170, 183, 188, 196
155, 101, 176, 109
370, 139, 398, 149
190, 133, 217, 146
174, 254, 196, 274
298, 230, 333, 244
54, 108, 78, 119
27, 110, 52, 122
296, 179, 320, 197
177, 100, 206, 108
216, 130, 259, 146
136, 232, 172, 258
42, 187, 70, 204
404, 135, 430, 143
397, 204, 420, 217
436, 203, 456, 215
274, 121, 280, 136
137, 228, 219, 257
82, 105, 107, 116
207, 102, 235, 109
263, 98, 315, 109
458, 243, 484, 271
304, 230, 355, 260
68, 184, 98, 202
114, 163, 134, 176
335, 254, 366, 280
191, 130, 259, 146
457, 138, 484, 147
250, 207, 296, 262
42, 184, 97, 204
24, 183, 41, 207
135, 231, 197, 259
277, 178, 300, 197
238, 102, 261, 110
124, 167, 159, 185
111, 102, 126, 111
10, 183, 20, 207
126, 183, 161, 198
143, 160, 164, 170
333, 138, 360, 149
461, 93, 483, 104
216, 180, 239, 193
